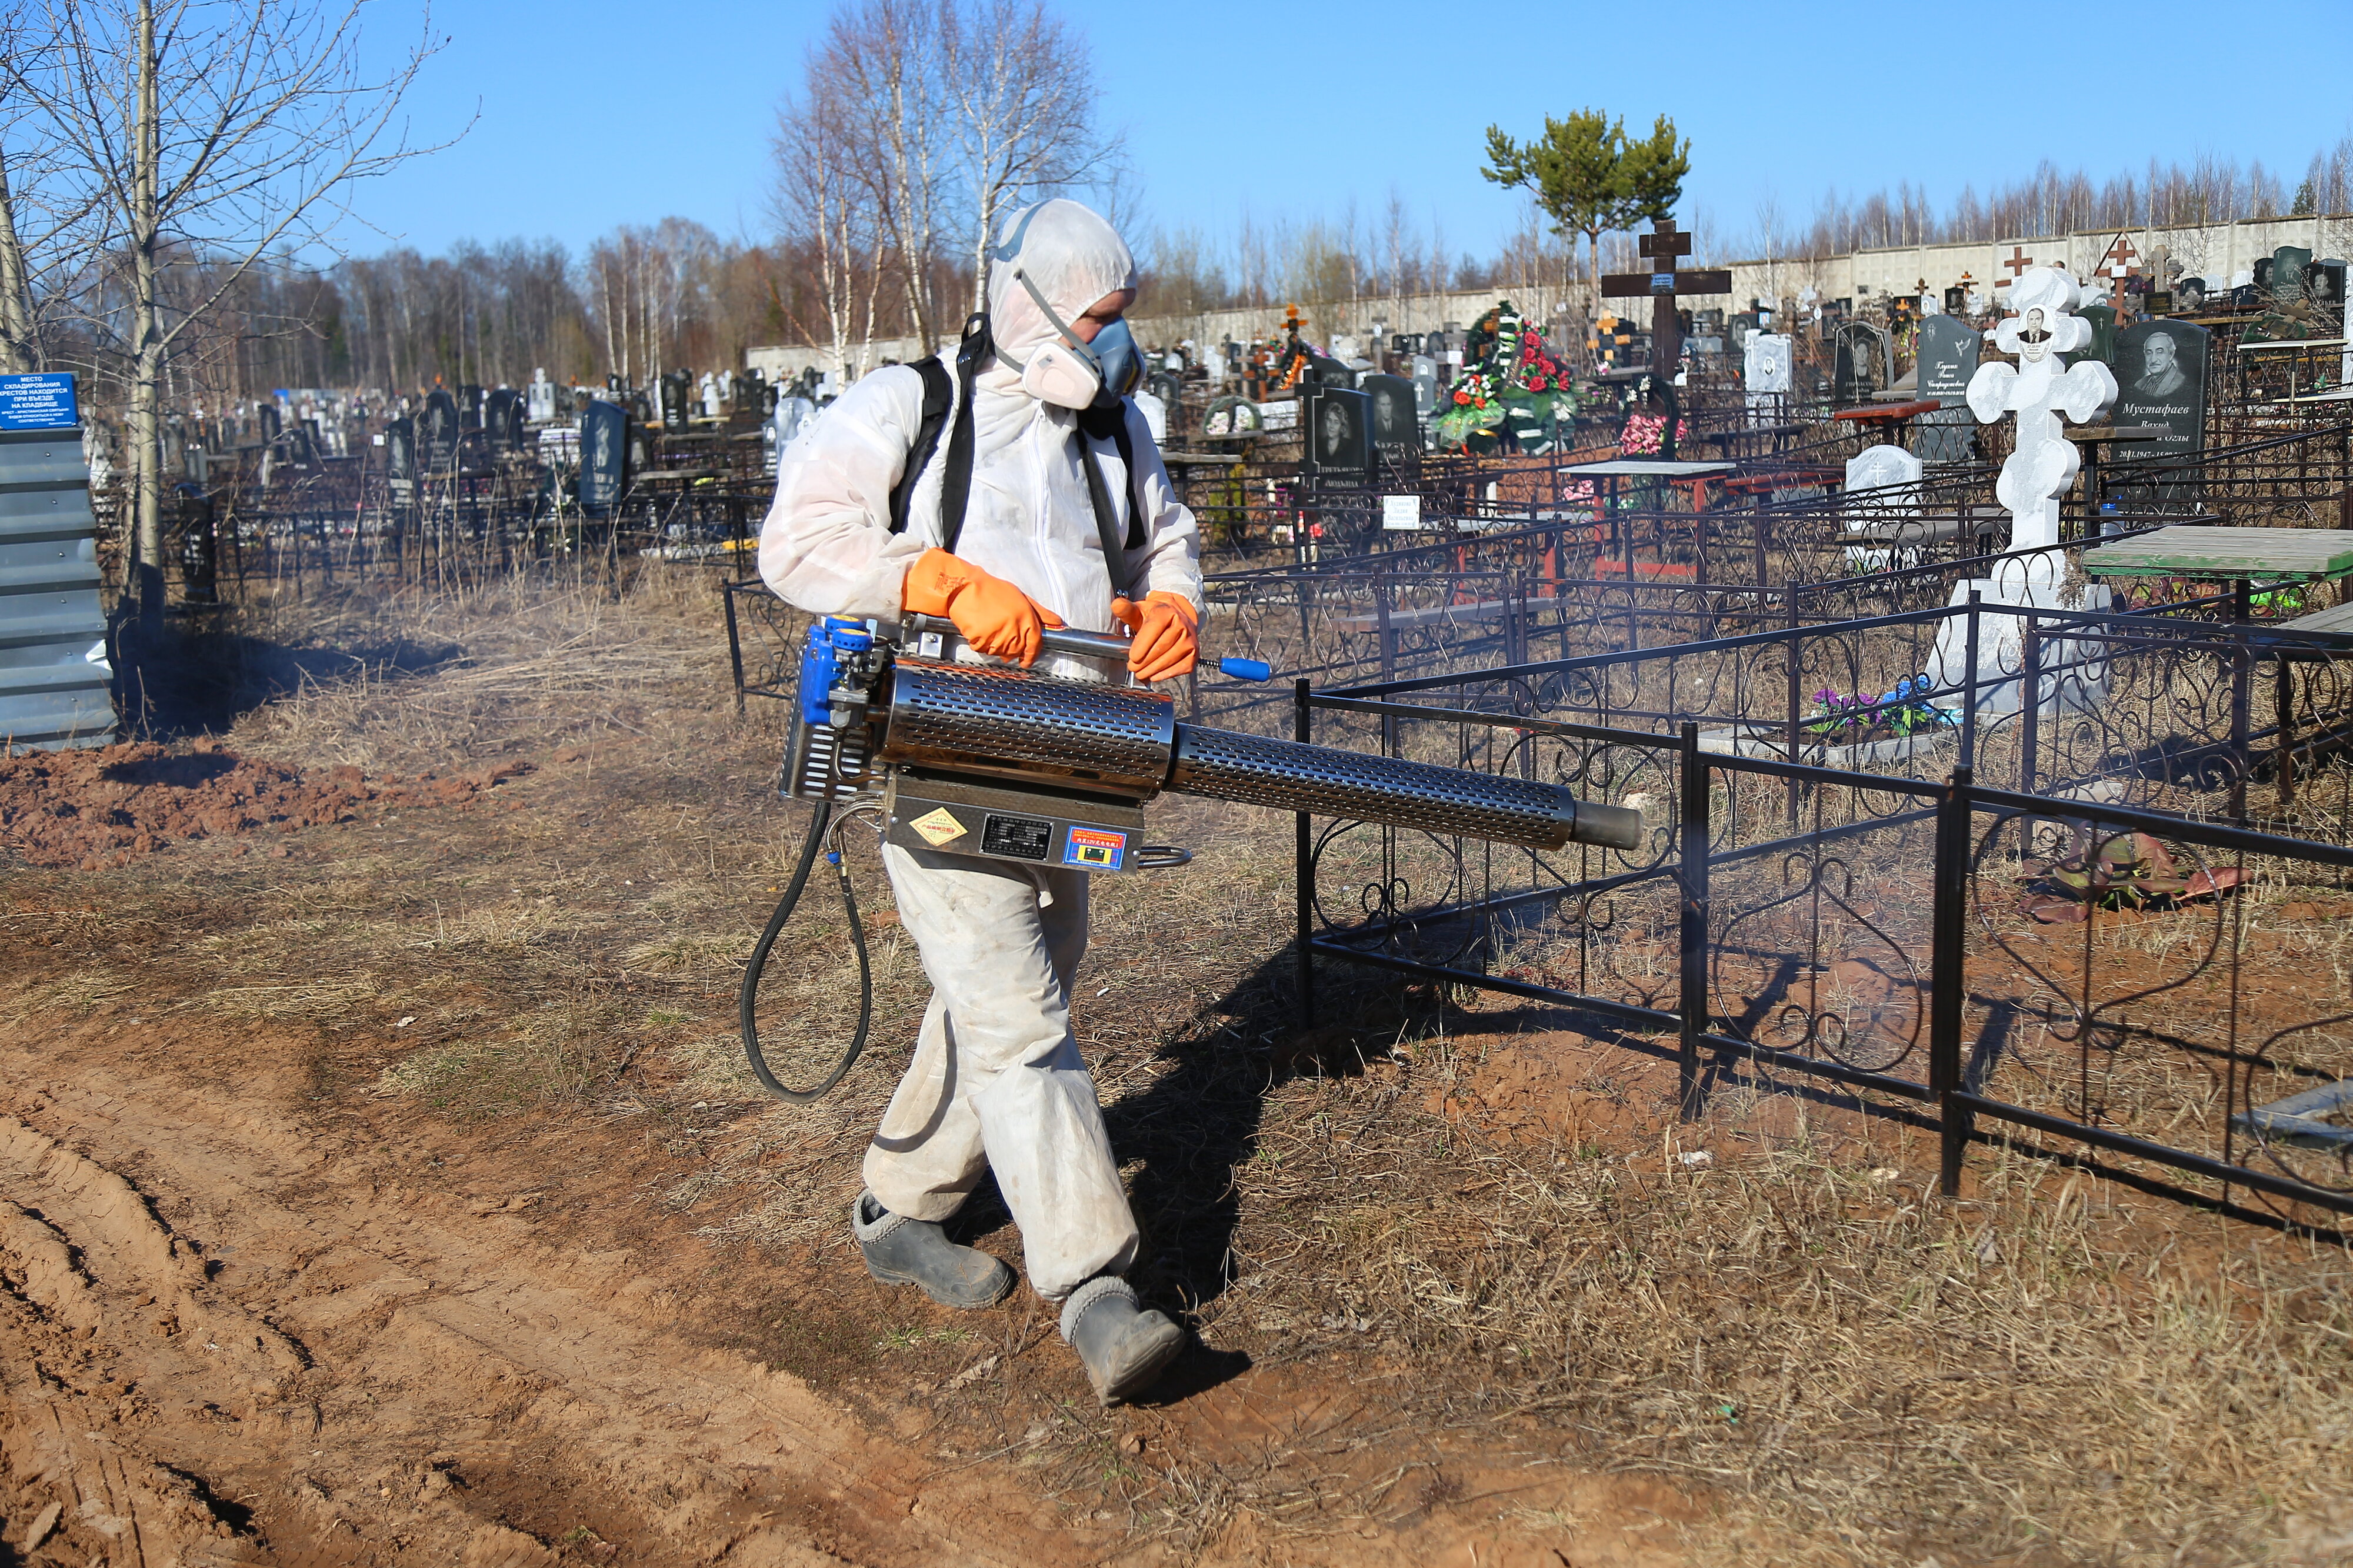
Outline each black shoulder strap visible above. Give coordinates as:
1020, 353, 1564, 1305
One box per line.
936, 315, 989, 553
1076, 402, 1148, 604
887, 357, 954, 535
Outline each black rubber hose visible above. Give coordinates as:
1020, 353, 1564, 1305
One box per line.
739, 798, 875, 1103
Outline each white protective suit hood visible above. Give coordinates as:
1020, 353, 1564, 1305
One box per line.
986, 200, 1138, 408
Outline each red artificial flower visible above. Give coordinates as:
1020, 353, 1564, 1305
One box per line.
1454, 390, 1471, 405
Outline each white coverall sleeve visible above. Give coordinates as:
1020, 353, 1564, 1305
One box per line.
1118, 401, 1203, 612
758, 366, 935, 620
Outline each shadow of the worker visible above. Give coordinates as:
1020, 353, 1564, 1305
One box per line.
1095, 943, 1414, 1406
111, 610, 465, 740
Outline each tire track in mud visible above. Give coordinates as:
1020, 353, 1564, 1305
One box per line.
0, 1045, 1115, 1567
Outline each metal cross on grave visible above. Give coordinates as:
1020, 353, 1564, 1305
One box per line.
1601, 218, 1733, 378
1998, 245, 2035, 284
2098, 233, 2140, 281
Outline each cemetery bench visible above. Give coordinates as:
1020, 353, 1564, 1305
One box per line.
1831, 399, 1941, 423
1833, 513, 2001, 548
2087, 524, 2353, 807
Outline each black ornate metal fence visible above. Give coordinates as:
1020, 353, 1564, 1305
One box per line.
1294, 601, 2353, 1230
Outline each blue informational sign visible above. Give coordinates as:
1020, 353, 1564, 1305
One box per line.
0, 372, 78, 431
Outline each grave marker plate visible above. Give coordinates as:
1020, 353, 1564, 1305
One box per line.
1358, 373, 1418, 465
1915, 315, 1982, 462
422, 389, 458, 471
1302, 385, 1371, 484
580, 400, 629, 514
2113, 318, 2209, 479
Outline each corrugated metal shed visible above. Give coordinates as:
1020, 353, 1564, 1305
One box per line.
0, 423, 116, 752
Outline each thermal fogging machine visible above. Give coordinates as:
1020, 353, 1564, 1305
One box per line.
781, 615, 1644, 869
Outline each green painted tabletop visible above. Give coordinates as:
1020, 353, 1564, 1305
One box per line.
2081, 526, 2353, 581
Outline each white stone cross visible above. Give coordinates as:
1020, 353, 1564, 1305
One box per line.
1965, 266, 2115, 590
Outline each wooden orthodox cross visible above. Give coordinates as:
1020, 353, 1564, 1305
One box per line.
1601, 218, 1732, 378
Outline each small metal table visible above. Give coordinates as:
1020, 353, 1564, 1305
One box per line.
2084, 525, 2353, 809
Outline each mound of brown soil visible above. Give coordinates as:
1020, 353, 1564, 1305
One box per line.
0, 738, 532, 869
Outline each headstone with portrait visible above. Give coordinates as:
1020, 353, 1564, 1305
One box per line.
384, 415, 416, 505
1301, 384, 1371, 485
579, 400, 629, 515
2112, 319, 2209, 487
659, 375, 690, 429
2308, 258, 2347, 314
1832, 321, 1891, 403
422, 389, 458, 471
1358, 373, 1419, 468
1914, 313, 1982, 463
459, 385, 485, 430
485, 388, 525, 455
1927, 267, 2118, 715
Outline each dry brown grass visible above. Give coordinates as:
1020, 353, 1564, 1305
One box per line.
8, 563, 2352, 1566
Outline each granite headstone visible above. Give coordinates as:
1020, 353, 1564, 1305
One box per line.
1358, 373, 1418, 466
579, 400, 629, 515
422, 389, 458, 471
2112, 318, 2209, 471
1914, 313, 1982, 463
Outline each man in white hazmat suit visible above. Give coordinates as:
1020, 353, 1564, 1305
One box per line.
758, 199, 1201, 1406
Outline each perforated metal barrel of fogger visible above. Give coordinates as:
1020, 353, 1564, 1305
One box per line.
879, 657, 1174, 793
877, 656, 1642, 852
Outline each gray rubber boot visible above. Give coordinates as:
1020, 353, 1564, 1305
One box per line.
1060, 1275, 1187, 1407
851, 1191, 1015, 1310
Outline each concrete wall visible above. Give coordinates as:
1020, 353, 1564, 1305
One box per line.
1724, 213, 2353, 312
744, 212, 2353, 383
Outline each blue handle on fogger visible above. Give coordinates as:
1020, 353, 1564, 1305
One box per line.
798, 617, 872, 725
1218, 658, 1272, 682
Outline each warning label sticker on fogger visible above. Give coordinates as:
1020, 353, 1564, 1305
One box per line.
908, 806, 968, 847
1062, 827, 1128, 869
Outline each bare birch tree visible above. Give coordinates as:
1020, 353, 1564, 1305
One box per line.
8, 0, 450, 620
812, 0, 945, 355
939, 0, 1111, 318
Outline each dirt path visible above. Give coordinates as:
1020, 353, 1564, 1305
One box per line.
0, 1015, 1694, 1568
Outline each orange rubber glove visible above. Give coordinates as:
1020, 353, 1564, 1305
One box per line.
902, 548, 1064, 667
1110, 590, 1199, 682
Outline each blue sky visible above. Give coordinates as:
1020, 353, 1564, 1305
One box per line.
352, 0, 2353, 265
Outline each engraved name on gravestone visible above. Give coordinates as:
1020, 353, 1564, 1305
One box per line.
1914, 313, 1983, 462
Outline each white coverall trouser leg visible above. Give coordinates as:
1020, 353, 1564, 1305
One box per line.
862, 840, 1141, 1301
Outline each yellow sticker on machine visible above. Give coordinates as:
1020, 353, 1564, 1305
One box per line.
909, 806, 968, 847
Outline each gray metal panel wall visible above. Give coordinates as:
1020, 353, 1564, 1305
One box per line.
0, 427, 115, 752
